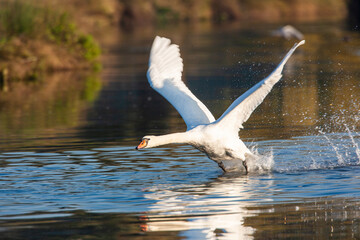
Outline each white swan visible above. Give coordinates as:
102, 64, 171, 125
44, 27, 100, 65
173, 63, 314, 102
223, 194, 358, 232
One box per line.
136, 36, 305, 173
272, 25, 304, 40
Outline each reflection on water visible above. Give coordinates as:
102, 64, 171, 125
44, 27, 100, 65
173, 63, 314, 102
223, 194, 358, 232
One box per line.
245, 198, 360, 239
0, 72, 101, 151
142, 175, 256, 239
0, 21, 360, 239
0, 140, 360, 239
1, 22, 359, 151
1, 198, 359, 239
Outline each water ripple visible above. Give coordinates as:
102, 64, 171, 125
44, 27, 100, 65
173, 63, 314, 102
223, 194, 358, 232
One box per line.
0, 133, 359, 222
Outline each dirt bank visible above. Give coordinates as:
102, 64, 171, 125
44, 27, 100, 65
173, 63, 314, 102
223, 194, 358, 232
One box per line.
0, 0, 110, 81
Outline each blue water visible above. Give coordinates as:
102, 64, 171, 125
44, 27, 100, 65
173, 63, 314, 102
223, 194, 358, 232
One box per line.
1, 133, 360, 212
1, 21, 360, 239
1, 134, 360, 238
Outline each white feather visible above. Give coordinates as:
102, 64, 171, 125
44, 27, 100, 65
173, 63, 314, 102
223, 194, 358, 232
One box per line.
216, 40, 305, 132
147, 36, 215, 130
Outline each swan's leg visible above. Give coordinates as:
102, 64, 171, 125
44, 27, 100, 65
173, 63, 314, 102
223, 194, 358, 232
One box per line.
218, 162, 226, 172
217, 160, 248, 173
242, 160, 248, 174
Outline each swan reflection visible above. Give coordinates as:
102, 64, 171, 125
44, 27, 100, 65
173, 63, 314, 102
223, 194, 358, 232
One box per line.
140, 175, 274, 239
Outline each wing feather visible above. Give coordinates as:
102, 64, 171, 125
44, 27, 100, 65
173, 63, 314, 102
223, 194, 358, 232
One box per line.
216, 40, 305, 132
147, 36, 215, 130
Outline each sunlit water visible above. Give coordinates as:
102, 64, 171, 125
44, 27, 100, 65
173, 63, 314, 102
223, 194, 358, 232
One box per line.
1, 21, 360, 239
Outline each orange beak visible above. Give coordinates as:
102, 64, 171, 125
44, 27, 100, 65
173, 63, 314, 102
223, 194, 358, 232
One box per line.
136, 139, 147, 150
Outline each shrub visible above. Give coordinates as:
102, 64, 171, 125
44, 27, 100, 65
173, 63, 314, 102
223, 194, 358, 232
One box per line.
0, 0, 100, 64
78, 34, 101, 61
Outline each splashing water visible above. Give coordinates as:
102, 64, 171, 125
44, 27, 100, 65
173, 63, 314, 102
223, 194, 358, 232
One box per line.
309, 157, 320, 169
345, 125, 360, 164
308, 126, 360, 169
253, 125, 360, 173
319, 130, 345, 165
247, 146, 274, 174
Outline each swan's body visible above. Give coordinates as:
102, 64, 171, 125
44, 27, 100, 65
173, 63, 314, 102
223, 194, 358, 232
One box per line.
137, 36, 305, 172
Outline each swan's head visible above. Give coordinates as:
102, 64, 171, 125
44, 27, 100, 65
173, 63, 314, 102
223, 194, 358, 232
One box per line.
136, 136, 153, 150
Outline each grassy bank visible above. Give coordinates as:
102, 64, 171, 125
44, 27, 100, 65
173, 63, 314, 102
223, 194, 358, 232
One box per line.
0, 0, 350, 82
0, 0, 101, 81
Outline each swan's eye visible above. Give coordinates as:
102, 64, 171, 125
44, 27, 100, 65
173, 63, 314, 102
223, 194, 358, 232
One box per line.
136, 138, 150, 150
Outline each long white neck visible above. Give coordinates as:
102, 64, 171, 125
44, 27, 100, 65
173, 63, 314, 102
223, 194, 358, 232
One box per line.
149, 132, 193, 148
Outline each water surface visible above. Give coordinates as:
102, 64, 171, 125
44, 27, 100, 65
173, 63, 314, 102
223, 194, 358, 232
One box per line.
0, 21, 360, 239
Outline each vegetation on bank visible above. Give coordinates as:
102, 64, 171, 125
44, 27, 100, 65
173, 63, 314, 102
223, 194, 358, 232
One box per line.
0, 0, 101, 81
0, 0, 355, 83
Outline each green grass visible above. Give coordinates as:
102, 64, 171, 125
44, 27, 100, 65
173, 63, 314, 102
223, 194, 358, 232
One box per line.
0, 0, 40, 39
0, 0, 100, 62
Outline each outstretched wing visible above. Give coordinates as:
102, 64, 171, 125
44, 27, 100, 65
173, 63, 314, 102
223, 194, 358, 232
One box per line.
147, 36, 215, 130
216, 40, 305, 132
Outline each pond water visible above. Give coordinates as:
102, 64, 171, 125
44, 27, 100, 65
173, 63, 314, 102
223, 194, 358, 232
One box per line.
1, 21, 360, 239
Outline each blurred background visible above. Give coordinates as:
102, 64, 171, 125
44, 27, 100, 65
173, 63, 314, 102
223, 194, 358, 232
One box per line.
1, 1, 360, 239
0, 0, 359, 151
0, 0, 358, 79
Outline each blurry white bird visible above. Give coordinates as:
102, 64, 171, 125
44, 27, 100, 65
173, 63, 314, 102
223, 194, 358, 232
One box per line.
136, 36, 305, 173
272, 25, 304, 40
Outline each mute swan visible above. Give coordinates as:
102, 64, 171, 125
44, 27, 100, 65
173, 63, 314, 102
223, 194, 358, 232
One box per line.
272, 25, 304, 40
136, 36, 305, 173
